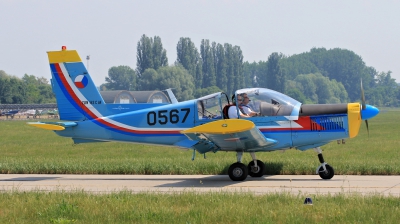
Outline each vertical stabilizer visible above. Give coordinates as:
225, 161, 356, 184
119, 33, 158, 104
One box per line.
48, 47, 105, 121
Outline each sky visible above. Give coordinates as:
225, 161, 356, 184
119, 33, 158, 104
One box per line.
1, 0, 399, 86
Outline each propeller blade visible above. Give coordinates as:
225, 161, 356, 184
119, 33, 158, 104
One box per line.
361, 79, 366, 110
365, 120, 369, 137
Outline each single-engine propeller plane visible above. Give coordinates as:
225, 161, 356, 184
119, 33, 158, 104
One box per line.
28, 47, 379, 181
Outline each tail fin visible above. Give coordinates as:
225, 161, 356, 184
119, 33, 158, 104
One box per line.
48, 47, 105, 121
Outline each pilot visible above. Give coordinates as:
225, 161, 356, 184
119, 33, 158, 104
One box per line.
239, 93, 259, 117
228, 95, 251, 118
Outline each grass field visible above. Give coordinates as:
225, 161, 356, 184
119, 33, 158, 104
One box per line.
0, 108, 399, 223
0, 191, 399, 223
0, 108, 399, 175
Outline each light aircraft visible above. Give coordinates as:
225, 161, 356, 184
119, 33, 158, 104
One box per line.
28, 46, 379, 181
2, 110, 19, 119
25, 109, 41, 118
40, 109, 59, 119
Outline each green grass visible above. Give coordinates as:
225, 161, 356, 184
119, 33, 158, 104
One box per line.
0, 110, 399, 223
0, 109, 399, 175
0, 191, 399, 223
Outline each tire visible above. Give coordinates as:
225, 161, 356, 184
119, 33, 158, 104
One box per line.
318, 164, 334, 179
228, 162, 248, 181
248, 160, 265, 177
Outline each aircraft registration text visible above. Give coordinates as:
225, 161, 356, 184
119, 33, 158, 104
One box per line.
147, 108, 190, 126
82, 101, 102, 105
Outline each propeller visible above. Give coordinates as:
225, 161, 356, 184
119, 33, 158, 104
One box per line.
361, 79, 366, 110
360, 79, 369, 136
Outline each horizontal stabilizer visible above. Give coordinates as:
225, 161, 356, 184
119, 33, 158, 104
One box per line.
27, 121, 77, 131
181, 119, 254, 135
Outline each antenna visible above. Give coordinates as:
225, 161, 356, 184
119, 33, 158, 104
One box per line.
86, 55, 90, 71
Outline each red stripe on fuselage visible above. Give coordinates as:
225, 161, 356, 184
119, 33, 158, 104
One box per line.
296, 116, 324, 131
54, 63, 179, 135
258, 116, 324, 132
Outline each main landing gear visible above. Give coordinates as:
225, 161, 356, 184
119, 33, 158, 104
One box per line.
314, 147, 334, 179
228, 152, 265, 181
227, 148, 335, 181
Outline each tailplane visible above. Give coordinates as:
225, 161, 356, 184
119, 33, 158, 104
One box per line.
48, 46, 105, 121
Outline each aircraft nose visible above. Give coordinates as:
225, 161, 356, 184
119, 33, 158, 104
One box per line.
361, 105, 379, 120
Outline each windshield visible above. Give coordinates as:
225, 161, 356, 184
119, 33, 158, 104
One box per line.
236, 88, 301, 119
196, 92, 229, 120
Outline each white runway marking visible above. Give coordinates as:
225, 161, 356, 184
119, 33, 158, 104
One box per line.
1, 175, 399, 196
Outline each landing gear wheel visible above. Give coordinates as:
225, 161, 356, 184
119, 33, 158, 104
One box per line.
318, 164, 334, 179
248, 160, 265, 177
228, 162, 248, 181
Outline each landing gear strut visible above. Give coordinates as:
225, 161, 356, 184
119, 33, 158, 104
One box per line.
248, 152, 265, 177
228, 152, 248, 181
227, 152, 265, 181
314, 147, 334, 179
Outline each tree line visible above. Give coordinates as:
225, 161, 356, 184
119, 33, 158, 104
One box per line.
103, 35, 400, 106
102, 35, 245, 100
0, 71, 55, 104
1, 35, 399, 107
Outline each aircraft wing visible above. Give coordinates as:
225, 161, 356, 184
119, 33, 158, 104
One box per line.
179, 119, 277, 153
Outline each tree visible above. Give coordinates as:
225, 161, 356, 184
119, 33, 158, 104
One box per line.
215, 43, 227, 91
330, 79, 348, 103
279, 47, 376, 101
286, 88, 308, 103
105, 66, 136, 90
313, 75, 332, 104
136, 34, 154, 77
139, 66, 194, 101
373, 71, 398, 106
293, 73, 349, 104
152, 36, 168, 69
224, 43, 234, 94
232, 46, 244, 91
139, 68, 160, 91
266, 52, 286, 93
176, 37, 202, 87
194, 86, 222, 98
200, 39, 216, 88
243, 61, 268, 88
294, 74, 318, 102
157, 66, 194, 101
22, 74, 40, 103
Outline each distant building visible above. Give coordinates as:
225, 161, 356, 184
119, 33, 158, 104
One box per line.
100, 90, 171, 104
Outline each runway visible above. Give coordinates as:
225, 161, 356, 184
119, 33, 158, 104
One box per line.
1, 174, 399, 196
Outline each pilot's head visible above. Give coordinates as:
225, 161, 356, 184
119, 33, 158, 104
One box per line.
240, 93, 251, 105
232, 94, 243, 105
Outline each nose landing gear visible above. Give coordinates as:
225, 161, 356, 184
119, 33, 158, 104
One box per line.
248, 152, 265, 177
314, 147, 335, 179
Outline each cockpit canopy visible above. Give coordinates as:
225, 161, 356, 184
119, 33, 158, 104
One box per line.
196, 88, 301, 120
236, 88, 301, 119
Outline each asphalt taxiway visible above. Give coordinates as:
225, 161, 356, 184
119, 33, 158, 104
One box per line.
0, 174, 399, 196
